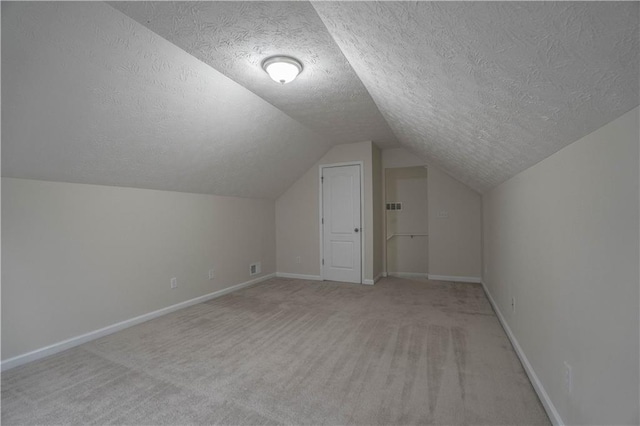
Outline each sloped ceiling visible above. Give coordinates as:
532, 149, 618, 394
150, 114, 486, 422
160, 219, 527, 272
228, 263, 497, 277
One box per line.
312, 1, 639, 192
1, 2, 333, 199
2, 1, 639, 198
109, 1, 399, 149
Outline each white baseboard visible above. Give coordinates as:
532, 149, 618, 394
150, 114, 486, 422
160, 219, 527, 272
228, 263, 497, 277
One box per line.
278, 272, 377, 285
363, 273, 384, 285
276, 272, 322, 281
388, 272, 429, 279
428, 274, 481, 283
382, 272, 388, 278
1, 273, 276, 372
481, 281, 564, 426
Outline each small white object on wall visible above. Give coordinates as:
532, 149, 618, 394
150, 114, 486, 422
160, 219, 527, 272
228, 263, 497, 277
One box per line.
250, 262, 262, 276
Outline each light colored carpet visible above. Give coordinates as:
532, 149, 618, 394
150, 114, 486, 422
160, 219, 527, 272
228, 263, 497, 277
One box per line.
2, 277, 549, 425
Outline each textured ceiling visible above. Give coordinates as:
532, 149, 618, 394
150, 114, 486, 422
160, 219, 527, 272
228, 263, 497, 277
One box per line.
2, 1, 638, 198
313, 1, 639, 192
110, 1, 399, 149
1, 2, 333, 199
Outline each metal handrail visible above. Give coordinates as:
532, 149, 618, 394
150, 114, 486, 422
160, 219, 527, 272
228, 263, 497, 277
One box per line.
386, 233, 428, 241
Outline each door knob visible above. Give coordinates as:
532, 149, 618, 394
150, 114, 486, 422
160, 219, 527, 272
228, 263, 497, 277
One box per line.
354, 228, 360, 233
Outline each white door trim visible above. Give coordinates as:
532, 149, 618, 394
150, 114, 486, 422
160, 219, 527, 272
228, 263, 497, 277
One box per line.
319, 161, 365, 284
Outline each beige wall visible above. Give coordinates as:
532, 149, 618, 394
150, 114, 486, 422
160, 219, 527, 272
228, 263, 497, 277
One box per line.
381, 148, 482, 279
276, 141, 375, 281
385, 167, 428, 275
277, 144, 481, 281
382, 147, 425, 169
427, 166, 482, 279
482, 107, 639, 425
1, 178, 276, 360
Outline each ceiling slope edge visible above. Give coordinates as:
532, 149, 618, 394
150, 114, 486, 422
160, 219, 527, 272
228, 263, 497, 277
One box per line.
306, 1, 404, 151
1, 1, 336, 199
312, 1, 639, 193
108, 1, 401, 149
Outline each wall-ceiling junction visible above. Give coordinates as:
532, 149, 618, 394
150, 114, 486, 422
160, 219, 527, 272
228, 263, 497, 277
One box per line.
2, 1, 638, 198
109, 1, 399, 149
1, 2, 335, 199
312, 1, 639, 192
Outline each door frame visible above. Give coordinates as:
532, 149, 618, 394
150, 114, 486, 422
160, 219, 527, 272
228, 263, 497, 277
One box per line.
319, 161, 365, 284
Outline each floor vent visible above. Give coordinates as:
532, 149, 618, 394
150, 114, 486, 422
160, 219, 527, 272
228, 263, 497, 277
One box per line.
250, 262, 261, 276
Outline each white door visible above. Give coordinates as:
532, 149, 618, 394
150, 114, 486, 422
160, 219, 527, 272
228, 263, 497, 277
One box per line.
322, 164, 361, 283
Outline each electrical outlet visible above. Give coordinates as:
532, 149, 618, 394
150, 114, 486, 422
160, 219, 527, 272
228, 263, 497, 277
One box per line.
208, 269, 215, 280
170, 277, 177, 289
564, 361, 573, 394
295, 256, 301, 264
511, 297, 515, 313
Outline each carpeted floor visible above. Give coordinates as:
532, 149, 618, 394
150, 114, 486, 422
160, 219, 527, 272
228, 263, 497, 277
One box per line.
2, 277, 549, 425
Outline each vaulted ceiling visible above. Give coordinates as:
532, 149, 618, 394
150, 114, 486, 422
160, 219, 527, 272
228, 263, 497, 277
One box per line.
312, 1, 639, 191
109, 1, 399, 149
2, 1, 638, 197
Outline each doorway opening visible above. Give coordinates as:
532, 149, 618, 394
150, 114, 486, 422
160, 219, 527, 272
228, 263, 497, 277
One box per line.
385, 166, 428, 279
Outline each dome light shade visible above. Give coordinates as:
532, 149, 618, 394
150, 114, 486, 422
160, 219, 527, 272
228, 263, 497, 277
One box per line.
262, 56, 303, 84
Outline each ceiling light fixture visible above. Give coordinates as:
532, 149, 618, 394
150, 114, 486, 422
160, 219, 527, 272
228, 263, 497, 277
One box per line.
262, 56, 303, 84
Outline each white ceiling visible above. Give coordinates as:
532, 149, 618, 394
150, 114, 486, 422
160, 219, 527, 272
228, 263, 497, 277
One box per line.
312, 1, 639, 192
1, 2, 333, 199
2, 1, 638, 198
109, 1, 399, 149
